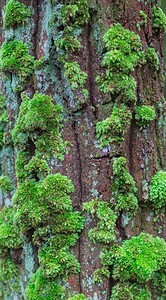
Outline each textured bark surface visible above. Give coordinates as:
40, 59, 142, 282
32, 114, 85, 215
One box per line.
0, 0, 165, 299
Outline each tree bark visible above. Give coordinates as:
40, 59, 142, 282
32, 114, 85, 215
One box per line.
0, 0, 165, 299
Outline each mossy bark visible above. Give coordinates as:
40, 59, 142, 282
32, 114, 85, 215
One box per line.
0, 0, 165, 299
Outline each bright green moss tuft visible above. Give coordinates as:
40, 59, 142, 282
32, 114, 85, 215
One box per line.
152, 6, 166, 31
38, 245, 81, 278
12, 92, 65, 160
0, 207, 22, 249
96, 23, 144, 104
149, 171, 166, 208
68, 295, 88, 300
0, 41, 34, 91
0, 175, 13, 192
145, 47, 160, 71
111, 157, 138, 214
12, 173, 81, 233
4, 0, 31, 29
137, 10, 148, 32
96, 104, 132, 147
25, 268, 65, 300
0, 255, 21, 298
102, 233, 166, 283
135, 105, 156, 129
83, 199, 117, 244
110, 282, 151, 300
93, 267, 110, 284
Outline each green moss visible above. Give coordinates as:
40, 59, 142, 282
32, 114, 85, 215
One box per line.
110, 282, 151, 300
0, 206, 22, 249
83, 199, 117, 244
0, 95, 8, 147
38, 245, 80, 278
145, 47, 160, 71
12, 173, 84, 233
68, 295, 88, 300
152, 267, 166, 299
96, 104, 132, 147
53, 0, 89, 109
0, 254, 21, 298
0, 41, 34, 92
34, 56, 44, 70
0, 175, 13, 192
93, 267, 110, 284
12, 92, 66, 160
149, 171, 166, 208
4, 0, 31, 29
152, 6, 166, 31
105, 233, 166, 282
135, 105, 156, 129
111, 157, 138, 215
137, 10, 148, 32
96, 23, 144, 104
25, 268, 65, 300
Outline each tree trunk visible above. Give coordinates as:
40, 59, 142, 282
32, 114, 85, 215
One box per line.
0, 0, 166, 299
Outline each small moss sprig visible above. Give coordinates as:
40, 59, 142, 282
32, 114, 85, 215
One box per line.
149, 171, 166, 209
83, 199, 117, 244
0, 41, 34, 92
4, 0, 31, 29
0, 95, 8, 147
0, 206, 22, 249
111, 157, 138, 214
96, 104, 132, 148
0, 175, 13, 192
135, 105, 156, 129
152, 6, 166, 31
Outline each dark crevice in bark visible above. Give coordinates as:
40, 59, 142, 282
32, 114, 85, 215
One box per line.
72, 117, 83, 294
128, 116, 134, 176
33, 0, 39, 60
87, 19, 98, 120
116, 212, 128, 242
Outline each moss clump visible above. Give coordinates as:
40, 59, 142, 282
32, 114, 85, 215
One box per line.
103, 233, 166, 284
111, 157, 138, 215
93, 267, 110, 284
53, 0, 89, 109
0, 175, 13, 192
135, 105, 156, 129
96, 104, 132, 148
145, 47, 160, 71
0, 40, 34, 91
152, 6, 166, 31
149, 171, 166, 209
12, 92, 65, 160
68, 295, 88, 300
110, 282, 151, 300
0, 206, 22, 249
4, 0, 31, 29
137, 10, 148, 32
96, 23, 144, 104
152, 267, 166, 299
12, 173, 84, 233
83, 199, 117, 244
0, 254, 21, 298
25, 268, 65, 300
20, 170, 84, 299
